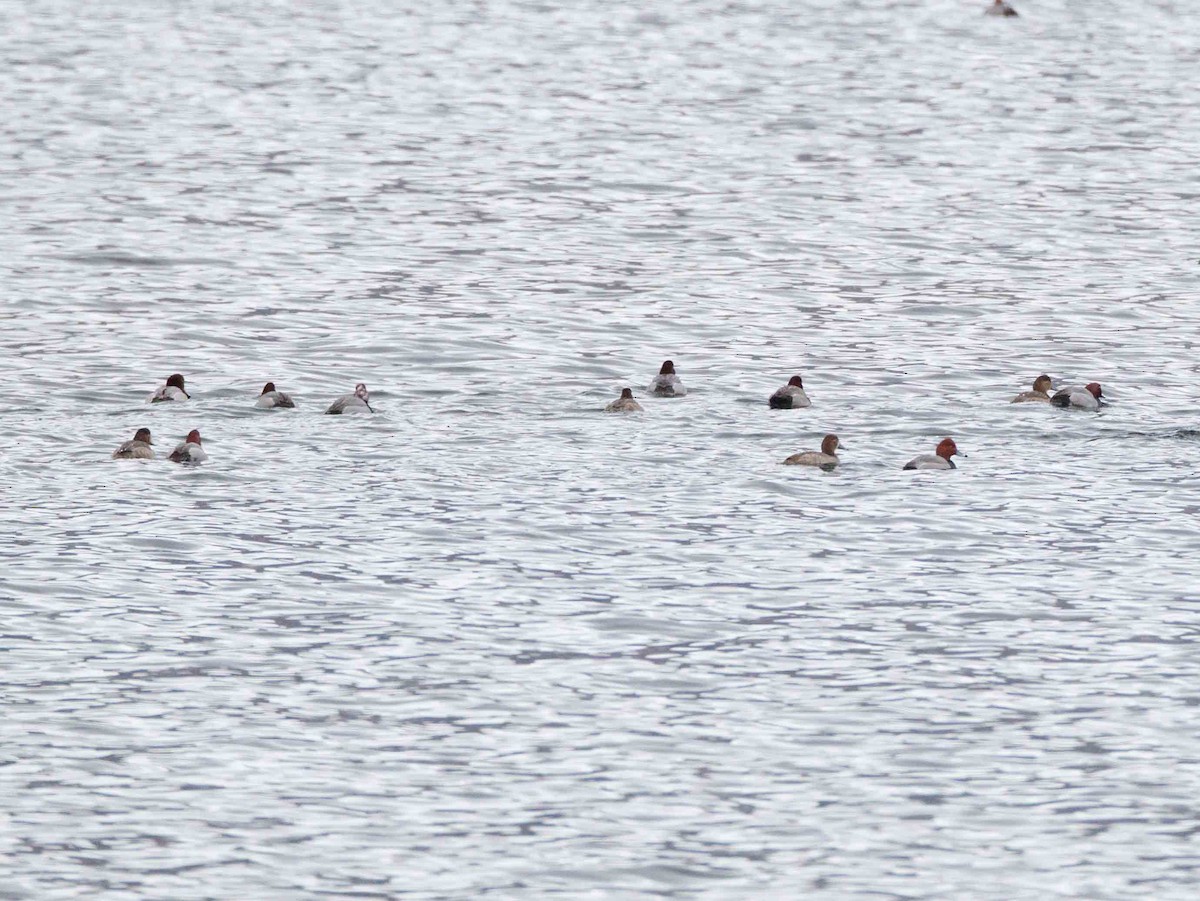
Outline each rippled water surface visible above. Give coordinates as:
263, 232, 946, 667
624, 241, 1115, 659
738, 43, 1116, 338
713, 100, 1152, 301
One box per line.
4, 1, 1200, 897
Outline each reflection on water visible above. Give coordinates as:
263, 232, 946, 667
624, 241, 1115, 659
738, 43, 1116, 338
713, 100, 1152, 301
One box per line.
4, 0, 1200, 897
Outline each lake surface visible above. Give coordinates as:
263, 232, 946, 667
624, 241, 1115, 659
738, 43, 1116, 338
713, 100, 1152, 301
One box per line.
3, 1, 1200, 897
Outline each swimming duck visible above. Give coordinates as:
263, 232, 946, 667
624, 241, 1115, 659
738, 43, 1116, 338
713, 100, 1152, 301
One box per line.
605, 388, 644, 413
113, 428, 154, 459
649, 361, 687, 397
1051, 383, 1104, 411
256, 382, 296, 409
1011, 374, 1053, 404
168, 429, 208, 463
769, 376, 811, 409
149, 373, 189, 403
903, 438, 962, 471
985, 0, 1018, 15
326, 382, 373, 414
784, 434, 841, 469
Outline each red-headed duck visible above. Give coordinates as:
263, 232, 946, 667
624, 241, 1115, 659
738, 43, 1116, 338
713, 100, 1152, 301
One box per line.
903, 438, 962, 471
1011, 374, 1054, 404
605, 388, 644, 413
784, 434, 841, 469
256, 381, 296, 409
985, 0, 1018, 15
649, 361, 687, 397
769, 375, 811, 410
149, 373, 189, 403
168, 429, 208, 464
326, 382, 373, 414
1051, 382, 1103, 411
113, 428, 154, 459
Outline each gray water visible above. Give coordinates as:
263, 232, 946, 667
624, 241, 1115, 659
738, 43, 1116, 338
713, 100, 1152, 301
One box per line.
3, 0, 1200, 897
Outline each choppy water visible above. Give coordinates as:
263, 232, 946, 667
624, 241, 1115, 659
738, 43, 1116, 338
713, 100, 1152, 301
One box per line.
3, 1, 1200, 897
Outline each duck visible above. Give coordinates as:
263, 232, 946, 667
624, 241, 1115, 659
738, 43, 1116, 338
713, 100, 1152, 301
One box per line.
1051, 382, 1104, 411
605, 388, 644, 413
256, 382, 296, 409
168, 429, 208, 463
648, 361, 687, 397
1010, 374, 1053, 404
985, 0, 1018, 16
326, 382, 373, 414
783, 434, 841, 469
769, 376, 811, 409
903, 438, 962, 471
113, 428, 154, 459
149, 373, 189, 403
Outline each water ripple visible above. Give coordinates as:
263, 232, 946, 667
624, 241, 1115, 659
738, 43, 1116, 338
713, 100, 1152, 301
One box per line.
3, 0, 1200, 898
